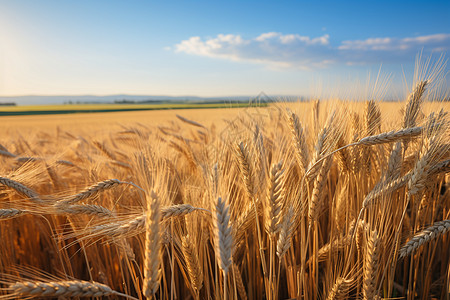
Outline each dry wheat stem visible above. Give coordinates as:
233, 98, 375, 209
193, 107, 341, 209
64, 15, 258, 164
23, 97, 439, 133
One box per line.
399, 220, 450, 258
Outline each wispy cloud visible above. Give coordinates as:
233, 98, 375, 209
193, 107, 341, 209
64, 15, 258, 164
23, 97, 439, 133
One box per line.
175, 32, 334, 69
174, 32, 450, 69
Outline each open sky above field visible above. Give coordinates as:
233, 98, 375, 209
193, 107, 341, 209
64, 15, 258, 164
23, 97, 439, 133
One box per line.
0, 0, 449, 102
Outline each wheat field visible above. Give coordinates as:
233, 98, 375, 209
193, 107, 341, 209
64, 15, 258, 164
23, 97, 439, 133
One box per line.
0, 84, 449, 299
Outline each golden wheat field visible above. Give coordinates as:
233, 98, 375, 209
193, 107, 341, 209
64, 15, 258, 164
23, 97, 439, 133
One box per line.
0, 86, 449, 299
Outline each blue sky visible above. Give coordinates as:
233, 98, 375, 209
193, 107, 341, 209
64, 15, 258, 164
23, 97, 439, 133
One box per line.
0, 0, 449, 99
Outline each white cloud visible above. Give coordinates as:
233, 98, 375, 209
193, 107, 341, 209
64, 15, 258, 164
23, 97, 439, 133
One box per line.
339, 34, 450, 51
174, 32, 450, 69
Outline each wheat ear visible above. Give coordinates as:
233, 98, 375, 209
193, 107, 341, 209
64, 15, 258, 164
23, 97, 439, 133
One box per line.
55, 204, 114, 217
358, 126, 423, 146
213, 197, 233, 300
60, 179, 122, 204
288, 111, 309, 172
8, 280, 136, 299
316, 235, 352, 262
265, 161, 284, 237
0, 149, 16, 158
182, 234, 203, 294
213, 197, 233, 274
176, 114, 207, 129
403, 80, 427, 129
143, 190, 162, 298
236, 142, 255, 199
363, 229, 380, 300
326, 277, 353, 300
276, 207, 295, 259
308, 156, 332, 226
161, 204, 210, 219
362, 173, 411, 209
0, 208, 26, 219
428, 159, 450, 176
232, 263, 248, 300
91, 204, 206, 238
0, 177, 42, 203
399, 220, 450, 258
306, 126, 328, 181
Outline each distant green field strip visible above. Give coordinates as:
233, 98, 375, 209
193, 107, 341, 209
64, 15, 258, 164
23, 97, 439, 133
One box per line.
0, 103, 267, 116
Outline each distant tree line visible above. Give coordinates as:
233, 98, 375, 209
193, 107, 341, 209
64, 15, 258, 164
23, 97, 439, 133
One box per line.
0, 102, 16, 106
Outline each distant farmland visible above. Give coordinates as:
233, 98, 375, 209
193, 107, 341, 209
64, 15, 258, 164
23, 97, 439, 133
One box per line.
0, 102, 268, 116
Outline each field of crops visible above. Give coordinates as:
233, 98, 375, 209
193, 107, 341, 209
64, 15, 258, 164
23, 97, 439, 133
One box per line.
0, 84, 449, 299
0, 103, 266, 116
